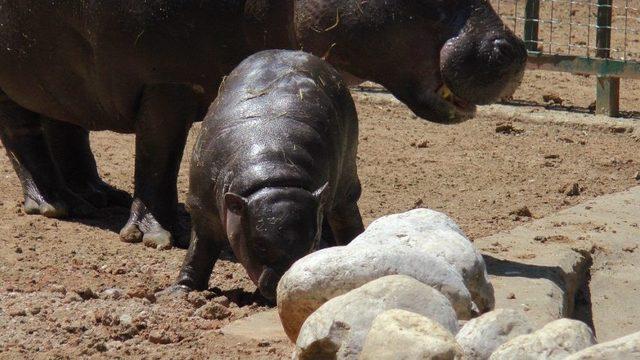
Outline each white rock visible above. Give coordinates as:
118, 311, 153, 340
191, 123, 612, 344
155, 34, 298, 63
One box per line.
278, 243, 473, 341
565, 331, 640, 359
456, 308, 534, 359
294, 275, 459, 360
360, 309, 463, 360
350, 208, 494, 312
490, 318, 596, 360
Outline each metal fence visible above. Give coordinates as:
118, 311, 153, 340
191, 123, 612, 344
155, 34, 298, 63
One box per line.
494, 0, 640, 116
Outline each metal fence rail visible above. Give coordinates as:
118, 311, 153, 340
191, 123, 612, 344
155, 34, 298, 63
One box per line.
494, 0, 640, 116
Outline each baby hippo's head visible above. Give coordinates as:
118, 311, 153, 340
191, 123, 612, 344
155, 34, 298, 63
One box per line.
223, 184, 328, 301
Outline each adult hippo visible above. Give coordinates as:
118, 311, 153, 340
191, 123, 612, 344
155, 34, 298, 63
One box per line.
0, 1, 526, 248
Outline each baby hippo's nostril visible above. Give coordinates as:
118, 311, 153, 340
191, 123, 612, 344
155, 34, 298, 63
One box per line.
258, 267, 280, 302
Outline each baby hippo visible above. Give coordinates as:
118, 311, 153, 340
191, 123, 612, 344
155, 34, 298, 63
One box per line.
174, 50, 364, 301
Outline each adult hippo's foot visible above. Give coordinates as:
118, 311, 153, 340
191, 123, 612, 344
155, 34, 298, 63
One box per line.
119, 83, 201, 250
0, 93, 96, 219
119, 199, 179, 250
42, 118, 132, 209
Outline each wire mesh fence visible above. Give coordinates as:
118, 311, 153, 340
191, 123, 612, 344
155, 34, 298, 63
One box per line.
493, 0, 640, 59
493, 0, 640, 116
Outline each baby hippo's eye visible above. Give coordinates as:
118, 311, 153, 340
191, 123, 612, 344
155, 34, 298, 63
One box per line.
254, 237, 268, 253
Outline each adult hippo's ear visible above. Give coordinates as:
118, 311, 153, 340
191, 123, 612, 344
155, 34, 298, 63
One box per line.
312, 182, 330, 207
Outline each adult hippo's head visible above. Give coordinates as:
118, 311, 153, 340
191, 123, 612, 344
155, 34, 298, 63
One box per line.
293, 0, 527, 123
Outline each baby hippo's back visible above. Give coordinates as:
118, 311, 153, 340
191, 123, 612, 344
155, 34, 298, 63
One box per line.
189, 50, 359, 211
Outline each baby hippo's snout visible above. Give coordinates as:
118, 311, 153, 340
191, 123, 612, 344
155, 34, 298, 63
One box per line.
258, 267, 282, 302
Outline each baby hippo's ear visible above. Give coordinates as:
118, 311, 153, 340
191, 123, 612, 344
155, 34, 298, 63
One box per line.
224, 193, 248, 215
313, 182, 330, 206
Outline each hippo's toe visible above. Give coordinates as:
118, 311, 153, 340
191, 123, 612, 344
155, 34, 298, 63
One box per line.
23, 189, 95, 218
24, 196, 68, 218
142, 229, 173, 250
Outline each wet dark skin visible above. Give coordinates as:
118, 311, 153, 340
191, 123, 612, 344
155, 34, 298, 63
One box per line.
0, 0, 525, 249
176, 50, 364, 300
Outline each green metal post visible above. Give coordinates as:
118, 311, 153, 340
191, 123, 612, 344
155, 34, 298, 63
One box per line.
524, 0, 541, 52
595, 0, 620, 116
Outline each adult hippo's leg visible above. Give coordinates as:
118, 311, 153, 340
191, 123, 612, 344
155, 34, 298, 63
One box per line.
42, 119, 131, 208
0, 92, 94, 218
119, 84, 200, 250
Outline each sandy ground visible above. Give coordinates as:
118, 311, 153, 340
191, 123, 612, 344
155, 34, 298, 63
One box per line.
2, 2, 640, 357
0, 87, 639, 358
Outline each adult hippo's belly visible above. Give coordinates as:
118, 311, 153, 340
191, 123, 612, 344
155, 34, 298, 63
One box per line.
0, 2, 247, 132
0, 0, 526, 250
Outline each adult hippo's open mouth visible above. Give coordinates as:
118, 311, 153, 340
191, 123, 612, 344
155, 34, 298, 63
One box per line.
294, 0, 528, 124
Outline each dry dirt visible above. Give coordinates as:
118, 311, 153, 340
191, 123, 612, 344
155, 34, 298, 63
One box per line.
3, 3, 640, 356
1, 87, 639, 359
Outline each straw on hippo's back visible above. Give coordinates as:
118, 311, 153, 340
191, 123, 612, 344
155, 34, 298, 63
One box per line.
176, 50, 364, 301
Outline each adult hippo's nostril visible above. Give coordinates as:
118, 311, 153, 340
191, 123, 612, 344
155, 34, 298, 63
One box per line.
492, 38, 516, 62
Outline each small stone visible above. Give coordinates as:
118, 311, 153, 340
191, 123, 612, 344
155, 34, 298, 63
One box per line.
634, 171, 640, 181
8, 308, 27, 317
29, 306, 41, 315
127, 284, 155, 302
74, 287, 97, 300
212, 296, 231, 307
50, 284, 67, 294
95, 342, 108, 352
187, 292, 207, 308
15, 247, 22, 254
507, 293, 516, 299
543, 93, 563, 105
495, 123, 524, 135
64, 293, 83, 303
100, 288, 124, 300
195, 302, 232, 320
561, 183, 582, 196
510, 206, 533, 218
415, 139, 429, 148
119, 313, 133, 327
148, 330, 172, 345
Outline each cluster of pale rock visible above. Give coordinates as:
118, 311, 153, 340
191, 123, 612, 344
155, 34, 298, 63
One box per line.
276, 209, 640, 359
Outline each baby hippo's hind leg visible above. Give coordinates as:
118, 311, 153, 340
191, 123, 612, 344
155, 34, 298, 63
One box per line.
0, 92, 94, 218
42, 118, 131, 208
